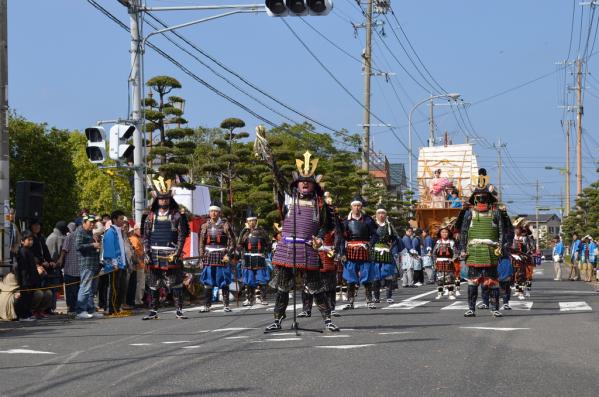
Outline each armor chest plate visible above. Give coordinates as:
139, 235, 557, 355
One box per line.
246, 229, 268, 254
347, 218, 371, 241
206, 222, 227, 247
376, 224, 392, 245
468, 211, 498, 241
437, 241, 453, 257
151, 215, 176, 246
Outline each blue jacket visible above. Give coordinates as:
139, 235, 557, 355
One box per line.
102, 225, 126, 270
590, 241, 597, 261
411, 236, 422, 255
423, 236, 434, 255
553, 242, 564, 257
571, 239, 582, 259
402, 235, 413, 251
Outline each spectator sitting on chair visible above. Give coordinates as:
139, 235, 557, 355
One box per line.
14, 231, 52, 321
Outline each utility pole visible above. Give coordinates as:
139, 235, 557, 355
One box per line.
576, 58, 583, 197
0, 0, 8, 265
535, 178, 540, 251
428, 96, 435, 147
127, 0, 145, 225
361, 0, 373, 171
564, 119, 572, 216
493, 138, 506, 202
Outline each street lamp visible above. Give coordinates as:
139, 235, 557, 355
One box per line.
407, 93, 461, 187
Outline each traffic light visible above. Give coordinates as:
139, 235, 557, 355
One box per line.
85, 126, 106, 164
307, 0, 333, 15
265, 0, 333, 16
109, 124, 136, 162
265, 0, 288, 16
286, 0, 308, 16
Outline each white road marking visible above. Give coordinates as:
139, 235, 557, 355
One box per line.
534, 269, 544, 275
162, 341, 190, 344
382, 300, 429, 310
130, 343, 152, 346
460, 327, 530, 331
224, 336, 250, 340
315, 344, 374, 349
0, 349, 56, 354
559, 301, 592, 311
378, 331, 414, 335
541, 290, 598, 295
181, 345, 203, 349
211, 327, 257, 332
319, 335, 350, 338
506, 301, 533, 310
251, 338, 302, 343
403, 289, 438, 302
441, 301, 470, 310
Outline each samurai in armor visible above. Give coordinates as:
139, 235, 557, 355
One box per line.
342, 195, 378, 310
460, 168, 505, 318
142, 177, 190, 320
511, 223, 531, 300
199, 201, 236, 313
237, 207, 271, 306
370, 204, 401, 304
433, 226, 457, 300
265, 151, 339, 332
300, 192, 343, 318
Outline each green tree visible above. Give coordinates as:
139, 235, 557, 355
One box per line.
8, 115, 78, 233
145, 76, 196, 181
561, 179, 599, 244
70, 132, 133, 215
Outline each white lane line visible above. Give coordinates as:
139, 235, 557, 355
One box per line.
460, 327, 530, 331
378, 331, 414, 335
181, 345, 202, 349
382, 300, 429, 310
251, 338, 302, 343
541, 290, 598, 295
129, 343, 152, 346
319, 335, 351, 338
0, 349, 56, 354
533, 269, 544, 275
211, 327, 257, 332
224, 336, 250, 340
559, 301, 592, 311
315, 344, 374, 349
441, 301, 470, 310
162, 341, 190, 345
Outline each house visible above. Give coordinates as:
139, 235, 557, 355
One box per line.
515, 213, 562, 245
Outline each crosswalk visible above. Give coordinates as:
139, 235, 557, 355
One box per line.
170, 297, 594, 314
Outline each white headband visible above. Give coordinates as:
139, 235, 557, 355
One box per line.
209, 206, 221, 212
350, 200, 362, 206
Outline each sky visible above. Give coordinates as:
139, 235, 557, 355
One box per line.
8, 0, 599, 216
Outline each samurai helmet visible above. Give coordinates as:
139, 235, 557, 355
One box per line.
150, 176, 173, 199
291, 150, 323, 195
246, 206, 258, 221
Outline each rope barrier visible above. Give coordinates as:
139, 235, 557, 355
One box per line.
16, 268, 117, 293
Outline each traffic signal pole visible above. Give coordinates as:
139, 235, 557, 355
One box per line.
0, 0, 9, 265
129, 0, 145, 225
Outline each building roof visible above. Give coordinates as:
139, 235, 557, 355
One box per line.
389, 163, 407, 187
515, 213, 561, 223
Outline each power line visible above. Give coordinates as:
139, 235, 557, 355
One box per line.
87, 0, 278, 127
281, 18, 415, 163
144, 12, 343, 135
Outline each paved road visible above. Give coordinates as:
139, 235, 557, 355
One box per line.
1, 261, 598, 397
